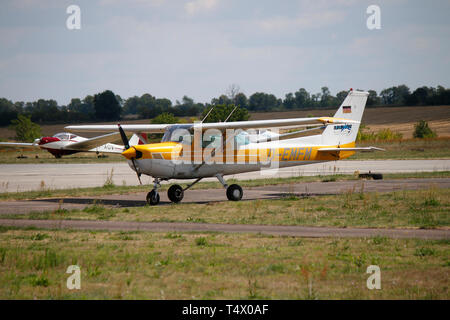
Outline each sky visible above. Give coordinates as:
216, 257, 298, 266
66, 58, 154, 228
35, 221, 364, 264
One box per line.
0, 0, 449, 105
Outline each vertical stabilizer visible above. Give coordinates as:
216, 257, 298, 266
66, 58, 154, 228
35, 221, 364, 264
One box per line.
321, 90, 368, 146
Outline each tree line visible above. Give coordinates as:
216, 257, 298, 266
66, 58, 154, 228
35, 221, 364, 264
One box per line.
1, 84, 449, 126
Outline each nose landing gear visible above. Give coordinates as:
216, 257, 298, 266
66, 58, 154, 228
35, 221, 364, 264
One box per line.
146, 190, 160, 206
146, 178, 161, 206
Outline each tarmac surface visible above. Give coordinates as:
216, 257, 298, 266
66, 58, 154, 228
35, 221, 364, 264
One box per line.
0, 159, 449, 192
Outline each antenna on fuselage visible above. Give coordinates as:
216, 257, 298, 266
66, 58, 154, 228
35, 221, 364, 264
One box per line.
201, 106, 215, 123
223, 105, 238, 122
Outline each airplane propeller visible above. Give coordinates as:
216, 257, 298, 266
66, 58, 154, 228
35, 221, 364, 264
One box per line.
33, 138, 41, 146
118, 124, 142, 185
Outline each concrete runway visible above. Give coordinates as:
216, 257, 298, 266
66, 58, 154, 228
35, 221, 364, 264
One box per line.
0, 159, 449, 192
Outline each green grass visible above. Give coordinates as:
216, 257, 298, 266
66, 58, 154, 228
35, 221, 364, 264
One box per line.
350, 138, 450, 160
1, 171, 450, 202
0, 228, 448, 299
5, 188, 449, 230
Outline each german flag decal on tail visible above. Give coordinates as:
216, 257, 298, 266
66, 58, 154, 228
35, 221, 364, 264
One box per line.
343, 106, 351, 113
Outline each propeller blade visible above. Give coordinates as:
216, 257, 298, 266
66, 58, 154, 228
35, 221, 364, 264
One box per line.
118, 124, 141, 185
131, 158, 142, 185
118, 124, 130, 150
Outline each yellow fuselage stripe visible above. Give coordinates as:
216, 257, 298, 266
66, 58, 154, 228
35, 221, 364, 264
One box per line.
128, 142, 356, 163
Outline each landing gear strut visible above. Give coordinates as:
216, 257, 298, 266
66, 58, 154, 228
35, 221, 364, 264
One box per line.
216, 174, 243, 201
146, 178, 161, 206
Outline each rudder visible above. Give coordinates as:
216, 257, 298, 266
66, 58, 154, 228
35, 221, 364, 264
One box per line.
321, 89, 368, 146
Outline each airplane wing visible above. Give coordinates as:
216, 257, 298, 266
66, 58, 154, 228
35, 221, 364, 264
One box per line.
64, 132, 123, 151
65, 124, 169, 133
0, 142, 39, 149
65, 117, 359, 133
318, 147, 385, 152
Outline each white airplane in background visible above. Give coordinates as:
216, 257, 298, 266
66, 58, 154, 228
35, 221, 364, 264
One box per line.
66, 89, 384, 205
0, 132, 142, 158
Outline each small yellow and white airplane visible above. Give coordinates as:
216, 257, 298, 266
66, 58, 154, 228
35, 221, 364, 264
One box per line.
66, 89, 383, 205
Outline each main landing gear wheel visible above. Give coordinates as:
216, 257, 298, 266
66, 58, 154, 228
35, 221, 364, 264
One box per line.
226, 184, 243, 201
146, 190, 160, 206
168, 184, 184, 203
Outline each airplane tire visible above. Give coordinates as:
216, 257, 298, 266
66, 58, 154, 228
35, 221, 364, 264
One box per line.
168, 185, 184, 203
226, 184, 243, 201
372, 173, 383, 180
146, 190, 160, 206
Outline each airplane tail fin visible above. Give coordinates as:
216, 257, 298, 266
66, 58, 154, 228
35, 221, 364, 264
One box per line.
129, 133, 148, 146
320, 89, 368, 146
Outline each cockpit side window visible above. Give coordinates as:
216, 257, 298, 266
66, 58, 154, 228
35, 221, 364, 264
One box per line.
203, 129, 222, 149
234, 131, 250, 147
53, 132, 70, 140
162, 127, 193, 145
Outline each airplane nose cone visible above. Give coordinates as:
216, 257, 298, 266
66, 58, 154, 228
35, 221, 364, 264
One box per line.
121, 147, 136, 160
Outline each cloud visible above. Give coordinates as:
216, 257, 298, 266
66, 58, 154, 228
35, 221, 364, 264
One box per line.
259, 10, 345, 32
99, 0, 165, 6
7, 0, 62, 9
185, 0, 218, 15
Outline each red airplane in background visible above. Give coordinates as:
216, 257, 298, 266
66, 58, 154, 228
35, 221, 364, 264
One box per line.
0, 132, 141, 158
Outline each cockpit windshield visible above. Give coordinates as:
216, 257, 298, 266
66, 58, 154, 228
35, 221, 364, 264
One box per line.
161, 125, 193, 145
53, 132, 78, 141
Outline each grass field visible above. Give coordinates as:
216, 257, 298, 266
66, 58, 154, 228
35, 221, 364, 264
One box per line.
0, 227, 448, 299
350, 138, 450, 160
0, 173, 448, 299
5, 187, 449, 230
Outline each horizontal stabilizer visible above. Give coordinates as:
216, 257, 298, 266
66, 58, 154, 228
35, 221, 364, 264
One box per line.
318, 147, 385, 152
